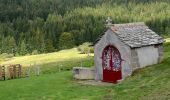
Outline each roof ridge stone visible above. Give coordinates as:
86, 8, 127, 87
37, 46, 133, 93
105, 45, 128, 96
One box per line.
113, 22, 146, 27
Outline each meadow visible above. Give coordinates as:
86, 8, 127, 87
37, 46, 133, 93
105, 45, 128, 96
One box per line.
1, 48, 94, 74
0, 43, 169, 100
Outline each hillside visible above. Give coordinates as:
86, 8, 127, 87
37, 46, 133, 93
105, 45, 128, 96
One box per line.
0, 0, 170, 99
0, 42, 169, 100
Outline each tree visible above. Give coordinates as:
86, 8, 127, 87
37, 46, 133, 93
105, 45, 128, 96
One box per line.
45, 39, 55, 53
8, 36, 17, 54
58, 32, 75, 49
0, 0, 170, 55
19, 40, 27, 55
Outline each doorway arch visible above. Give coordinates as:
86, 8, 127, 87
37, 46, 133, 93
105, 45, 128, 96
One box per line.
102, 45, 122, 83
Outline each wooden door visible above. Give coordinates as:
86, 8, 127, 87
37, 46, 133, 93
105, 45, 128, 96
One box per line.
102, 45, 122, 83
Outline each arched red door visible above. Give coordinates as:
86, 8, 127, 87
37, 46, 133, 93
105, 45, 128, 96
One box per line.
102, 45, 122, 83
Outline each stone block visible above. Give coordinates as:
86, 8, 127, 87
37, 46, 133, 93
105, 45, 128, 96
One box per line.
73, 67, 94, 80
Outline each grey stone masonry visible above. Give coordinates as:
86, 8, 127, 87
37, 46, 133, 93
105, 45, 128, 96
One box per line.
131, 49, 140, 70
73, 67, 94, 80
156, 44, 164, 63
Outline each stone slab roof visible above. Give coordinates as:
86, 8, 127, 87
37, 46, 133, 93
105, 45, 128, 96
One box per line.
94, 22, 164, 48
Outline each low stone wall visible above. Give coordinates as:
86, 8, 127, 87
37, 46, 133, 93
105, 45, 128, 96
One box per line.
73, 67, 94, 80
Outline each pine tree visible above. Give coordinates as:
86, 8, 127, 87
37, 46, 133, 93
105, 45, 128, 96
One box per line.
8, 36, 17, 54
58, 32, 75, 50
45, 39, 55, 53
19, 40, 27, 55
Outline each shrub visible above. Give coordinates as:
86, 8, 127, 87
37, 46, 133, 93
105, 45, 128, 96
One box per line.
77, 42, 94, 54
32, 50, 39, 55
0, 53, 14, 59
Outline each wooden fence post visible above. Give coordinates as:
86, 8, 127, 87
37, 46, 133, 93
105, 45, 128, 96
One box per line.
18, 64, 21, 78
2, 66, 5, 80
13, 65, 16, 79
0, 66, 2, 80
27, 65, 31, 77
37, 64, 40, 76
34, 63, 37, 76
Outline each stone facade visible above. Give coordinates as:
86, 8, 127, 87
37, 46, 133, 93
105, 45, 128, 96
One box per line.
131, 45, 163, 70
94, 29, 132, 81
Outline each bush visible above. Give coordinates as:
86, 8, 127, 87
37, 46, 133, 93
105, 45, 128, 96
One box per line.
32, 50, 39, 55
77, 42, 94, 54
0, 53, 14, 59
0, 53, 14, 61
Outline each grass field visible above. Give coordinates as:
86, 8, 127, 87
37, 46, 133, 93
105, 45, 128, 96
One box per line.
0, 43, 170, 100
1, 48, 94, 74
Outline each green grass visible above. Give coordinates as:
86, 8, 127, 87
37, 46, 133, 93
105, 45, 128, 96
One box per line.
1, 48, 93, 66
1, 48, 94, 74
0, 44, 170, 100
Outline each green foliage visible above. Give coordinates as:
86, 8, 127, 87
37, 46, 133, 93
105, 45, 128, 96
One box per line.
59, 32, 75, 49
45, 39, 55, 53
31, 50, 39, 55
0, 53, 14, 59
19, 40, 27, 55
0, 53, 14, 62
77, 42, 94, 54
0, 0, 170, 55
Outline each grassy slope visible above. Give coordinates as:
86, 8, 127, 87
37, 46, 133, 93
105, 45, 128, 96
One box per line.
1, 48, 94, 74
1, 48, 91, 66
0, 44, 169, 100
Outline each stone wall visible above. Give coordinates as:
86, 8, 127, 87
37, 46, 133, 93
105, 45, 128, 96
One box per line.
131, 49, 140, 71
131, 44, 163, 70
156, 44, 164, 63
73, 67, 94, 80
135, 45, 160, 68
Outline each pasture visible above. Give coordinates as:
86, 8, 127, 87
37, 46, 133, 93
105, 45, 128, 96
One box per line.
0, 43, 169, 100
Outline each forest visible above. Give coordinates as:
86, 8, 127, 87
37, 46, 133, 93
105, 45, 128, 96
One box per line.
0, 0, 170, 55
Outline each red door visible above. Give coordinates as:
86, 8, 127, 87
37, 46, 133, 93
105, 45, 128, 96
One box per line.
102, 45, 122, 83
